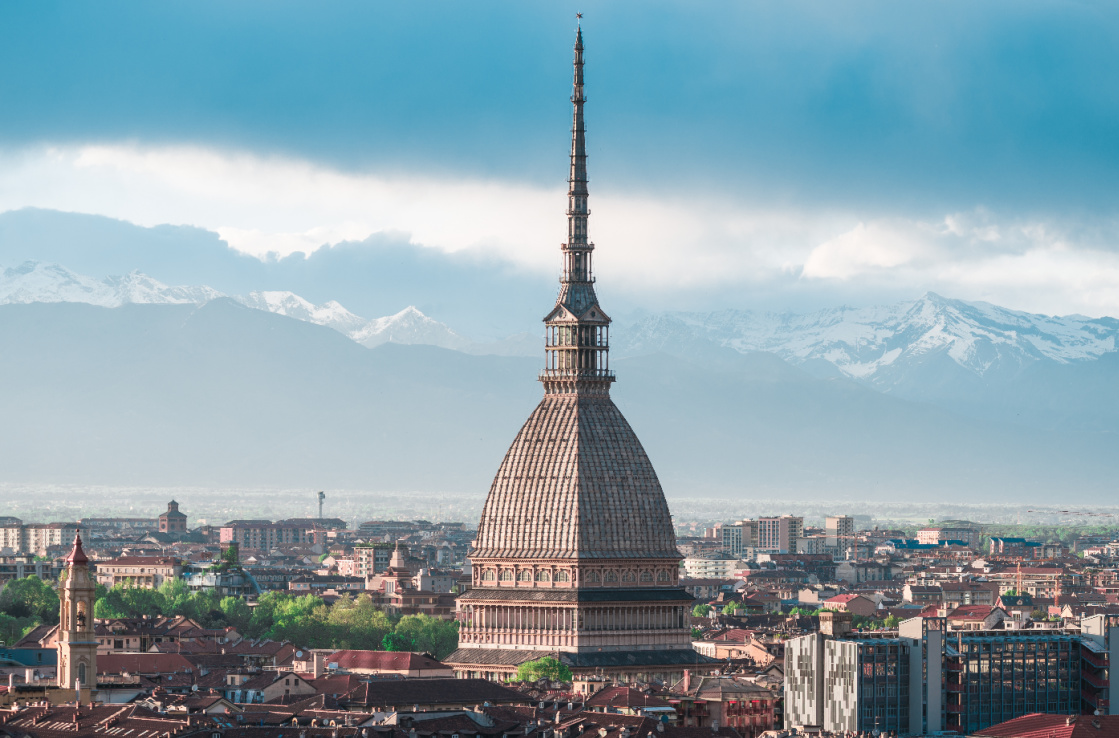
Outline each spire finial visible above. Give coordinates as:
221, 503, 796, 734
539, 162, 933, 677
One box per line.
540, 21, 614, 395
65, 531, 88, 565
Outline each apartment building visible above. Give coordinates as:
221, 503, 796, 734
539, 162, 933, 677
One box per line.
0, 520, 80, 556
826, 515, 855, 556
757, 516, 803, 554
94, 556, 182, 589
720, 520, 758, 558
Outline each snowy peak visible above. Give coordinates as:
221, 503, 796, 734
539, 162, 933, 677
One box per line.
0, 261, 471, 352
352, 306, 471, 350
236, 291, 367, 335
0, 261, 220, 307
618, 295, 1119, 385
106, 271, 224, 305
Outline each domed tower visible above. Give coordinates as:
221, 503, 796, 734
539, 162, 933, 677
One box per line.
446, 24, 705, 684
58, 533, 97, 692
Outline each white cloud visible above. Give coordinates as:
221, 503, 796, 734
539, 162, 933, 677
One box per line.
802, 220, 936, 279
2, 143, 1119, 317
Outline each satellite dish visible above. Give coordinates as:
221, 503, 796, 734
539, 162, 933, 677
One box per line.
296, 650, 304, 659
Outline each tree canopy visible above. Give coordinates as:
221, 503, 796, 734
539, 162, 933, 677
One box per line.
0, 576, 60, 624
515, 656, 572, 684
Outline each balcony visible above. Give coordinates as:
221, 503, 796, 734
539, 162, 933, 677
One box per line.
1083, 649, 1108, 669
1082, 689, 1108, 708
1082, 670, 1109, 689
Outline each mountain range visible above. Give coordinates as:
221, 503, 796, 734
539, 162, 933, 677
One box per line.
5, 259, 1118, 429
1, 256, 1118, 502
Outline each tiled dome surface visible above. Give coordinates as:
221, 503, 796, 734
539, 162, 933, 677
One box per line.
472, 393, 679, 560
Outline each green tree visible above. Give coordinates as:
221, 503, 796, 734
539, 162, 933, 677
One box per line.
393, 614, 459, 660
158, 578, 192, 614
692, 604, 713, 617
382, 630, 413, 652
0, 576, 60, 624
515, 656, 572, 684
690, 627, 704, 639
721, 601, 743, 615
220, 596, 253, 633
327, 594, 393, 650
883, 615, 900, 629
0, 612, 40, 645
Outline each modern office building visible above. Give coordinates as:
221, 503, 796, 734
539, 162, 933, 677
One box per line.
786, 612, 1105, 735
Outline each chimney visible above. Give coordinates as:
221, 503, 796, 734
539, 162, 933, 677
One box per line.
313, 652, 325, 679
819, 610, 853, 638
683, 670, 691, 692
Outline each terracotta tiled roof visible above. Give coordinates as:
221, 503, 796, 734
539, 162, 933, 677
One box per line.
345, 678, 531, 707
322, 650, 447, 672
975, 713, 1119, 738
97, 556, 179, 566
97, 652, 195, 675
826, 594, 863, 604
585, 685, 672, 709
947, 605, 999, 621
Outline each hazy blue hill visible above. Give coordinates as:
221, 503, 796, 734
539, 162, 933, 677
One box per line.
615, 351, 1116, 501
1, 300, 1115, 502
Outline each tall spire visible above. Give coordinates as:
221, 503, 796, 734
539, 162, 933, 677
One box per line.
542, 23, 613, 396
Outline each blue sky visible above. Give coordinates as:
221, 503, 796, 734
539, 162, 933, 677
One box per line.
3, 1, 1119, 320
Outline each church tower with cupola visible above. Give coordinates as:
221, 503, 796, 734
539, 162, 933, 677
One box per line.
445, 23, 713, 684
57, 533, 98, 691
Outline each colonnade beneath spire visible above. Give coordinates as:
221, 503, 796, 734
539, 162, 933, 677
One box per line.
457, 603, 692, 650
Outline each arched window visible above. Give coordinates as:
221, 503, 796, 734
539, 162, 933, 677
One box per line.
640, 571, 653, 583
77, 662, 87, 688
588, 571, 601, 583
536, 571, 551, 582
605, 571, 618, 583
481, 569, 496, 581
622, 571, 636, 583
499, 570, 514, 582
657, 570, 670, 583
554, 571, 570, 582
517, 570, 532, 582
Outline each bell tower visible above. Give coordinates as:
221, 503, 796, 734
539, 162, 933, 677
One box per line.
57, 533, 97, 691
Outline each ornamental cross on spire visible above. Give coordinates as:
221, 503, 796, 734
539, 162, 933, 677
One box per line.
541, 24, 614, 395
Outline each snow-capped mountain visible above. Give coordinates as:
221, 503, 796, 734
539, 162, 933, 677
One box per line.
618, 292, 1119, 385
0, 261, 222, 307
351, 306, 471, 350
8, 261, 1119, 386
0, 261, 473, 351
236, 290, 368, 335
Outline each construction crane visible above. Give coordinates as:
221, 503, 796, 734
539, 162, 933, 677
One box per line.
317, 491, 326, 521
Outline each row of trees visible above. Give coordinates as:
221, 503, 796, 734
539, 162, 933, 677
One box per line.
0, 575, 459, 660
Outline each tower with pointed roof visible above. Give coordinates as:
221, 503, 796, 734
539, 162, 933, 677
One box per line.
58, 533, 97, 691
445, 24, 711, 684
